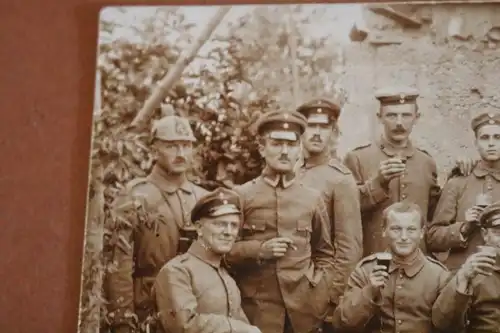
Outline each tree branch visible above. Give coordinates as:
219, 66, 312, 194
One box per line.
132, 6, 232, 127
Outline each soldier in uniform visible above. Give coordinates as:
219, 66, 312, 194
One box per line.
226, 110, 335, 333
332, 201, 451, 333
427, 110, 500, 271
153, 187, 261, 333
343, 86, 473, 257
296, 99, 362, 316
106, 115, 208, 333
432, 201, 500, 333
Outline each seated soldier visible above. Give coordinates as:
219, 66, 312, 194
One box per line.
332, 201, 451, 333
432, 201, 500, 333
153, 188, 261, 333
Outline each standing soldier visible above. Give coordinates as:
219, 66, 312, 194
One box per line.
226, 110, 335, 333
427, 110, 500, 271
106, 115, 208, 333
154, 187, 261, 333
344, 86, 449, 257
296, 100, 362, 316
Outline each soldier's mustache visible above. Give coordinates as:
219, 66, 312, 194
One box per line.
310, 135, 322, 143
393, 126, 406, 133
279, 155, 289, 162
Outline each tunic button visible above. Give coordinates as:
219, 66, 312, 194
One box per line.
398, 320, 402, 324
251, 225, 256, 229
401, 194, 407, 199
397, 285, 402, 289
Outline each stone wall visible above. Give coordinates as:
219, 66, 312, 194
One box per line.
336, 3, 500, 183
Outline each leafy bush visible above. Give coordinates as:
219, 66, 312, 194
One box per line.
79, 6, 343, 333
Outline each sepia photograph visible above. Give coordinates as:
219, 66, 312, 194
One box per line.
79, 2, 500, 333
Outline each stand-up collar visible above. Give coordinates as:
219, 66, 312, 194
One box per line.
473, 160, 500, 182
187, 240, 222, 268
147, 165, 193, 194
388, 249, 425, 277
262, 166, 296, 189
377, 135, 416, 158
304, 152, 330, 169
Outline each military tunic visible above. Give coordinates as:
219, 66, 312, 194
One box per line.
299, 154, 363, 305
343, 137, 441, 256
106, 165, 208, 329
432, 261, 500, 333
426, 161, 500, 270
153, 241, 255, 333
226, 169, 335, 333
332, 250, 450, 333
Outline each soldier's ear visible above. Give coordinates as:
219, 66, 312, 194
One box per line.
258, 143, 265, 158
480, 228, 488, 241
194, 219, 203, 232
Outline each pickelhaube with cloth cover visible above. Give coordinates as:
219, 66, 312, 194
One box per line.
152, 115, 196, 142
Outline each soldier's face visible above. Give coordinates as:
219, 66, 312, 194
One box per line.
198, 214, 241, 254
302, 123, 335, 154
260, 136, 302, 173
482, 226, 500, 250
378, 104, 419, 143
475, 124, 500, 162
154, 140, 193, 174
383, 210, 423, 257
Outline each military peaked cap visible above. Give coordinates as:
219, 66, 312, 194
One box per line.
296, 99, 341, 124
191, 187, 241, 223
471, 110, 500, 132
152, 115, 196, 142
479, 201, 500, 228
374, 86, 419, 105
256, 110, 307, 141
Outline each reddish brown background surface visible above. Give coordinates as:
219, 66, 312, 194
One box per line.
0, 0, 394, 332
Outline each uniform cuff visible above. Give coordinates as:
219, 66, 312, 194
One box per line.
362, 285, 382, 307
231, 240, 264, 261
367, 175, 389, 205
450, 222, 469, 249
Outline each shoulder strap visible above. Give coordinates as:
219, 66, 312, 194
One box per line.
328, 158, 352, 175
357, 253, 377, 267
416, 147, 432, 157
352, 142, 371, 151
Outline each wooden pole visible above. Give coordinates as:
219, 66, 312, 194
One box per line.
286, 6, 300, 109
132, 6, 232, 127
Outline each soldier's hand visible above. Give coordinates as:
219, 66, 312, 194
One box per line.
259, 237, 296, 260
378, 158, 406, 184
458, 251, 497, 282
465, 206, 484, 223
455, 156, 478, 177
368, 265, 389, 289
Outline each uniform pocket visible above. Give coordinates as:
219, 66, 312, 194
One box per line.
296, 220, 312, 240
242, 219, 267, 237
